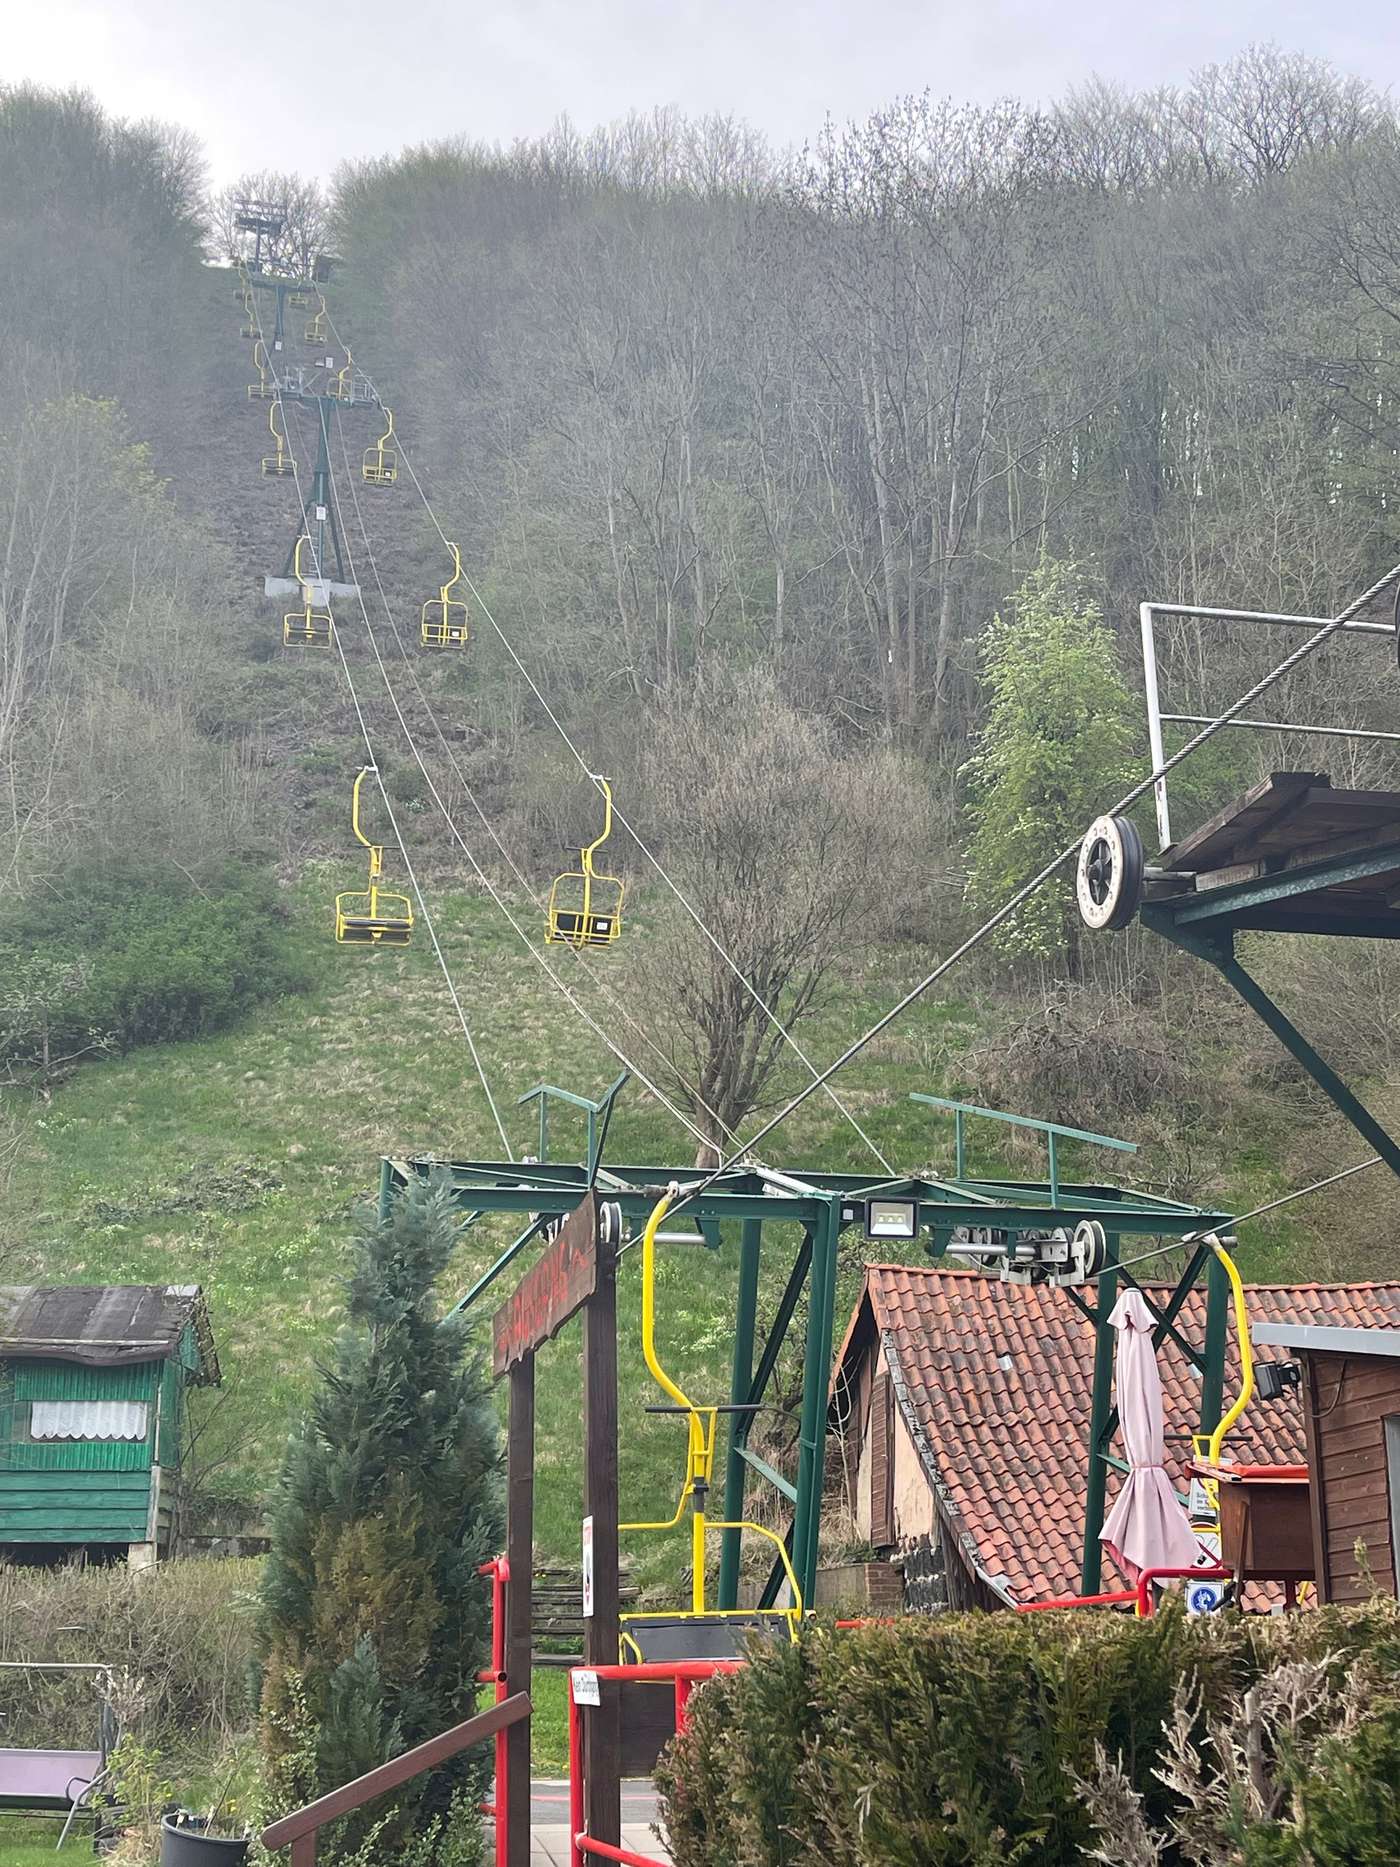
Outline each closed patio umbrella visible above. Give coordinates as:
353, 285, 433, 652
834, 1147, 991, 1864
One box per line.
1099, 1289, 1203, 1581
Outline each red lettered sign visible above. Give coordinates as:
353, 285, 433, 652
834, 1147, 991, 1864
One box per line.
492, 1193, 599, 1376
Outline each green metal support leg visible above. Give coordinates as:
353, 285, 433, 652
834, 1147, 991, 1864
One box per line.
1200, 1251, 1229, 1439
377, 1157, 395, 1224
1079, 1247, 1119, 1596
284, 403, 347, 583
792, 1201, 840, 1608
718, 1218, 762, 1610
1150, 918, 1400, 1183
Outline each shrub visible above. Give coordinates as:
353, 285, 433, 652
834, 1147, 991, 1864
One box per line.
0, 861, 312, 1070
657, 1600, 1400, 1867
0, 1558, 259, 1750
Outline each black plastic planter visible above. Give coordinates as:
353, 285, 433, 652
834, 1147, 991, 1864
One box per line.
160, 1815, 250, 1867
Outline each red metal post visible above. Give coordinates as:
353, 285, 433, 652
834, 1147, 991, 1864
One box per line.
568, 1678, 584, 1867
476, 1556, 511, 1867
673, 1676, 692, 1732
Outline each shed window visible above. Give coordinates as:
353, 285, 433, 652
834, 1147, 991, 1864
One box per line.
29, 1399, 149, 1442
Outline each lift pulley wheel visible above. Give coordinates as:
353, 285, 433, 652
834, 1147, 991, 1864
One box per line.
1076, 814, 1145, 931
1070, 1219, 1108, 1284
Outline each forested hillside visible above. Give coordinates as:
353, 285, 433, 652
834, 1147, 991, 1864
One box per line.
4, 52, 1400, 1539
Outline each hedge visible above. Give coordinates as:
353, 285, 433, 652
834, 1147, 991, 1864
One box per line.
657, 1599, 1400, 1866
0, 1558, 259, 1748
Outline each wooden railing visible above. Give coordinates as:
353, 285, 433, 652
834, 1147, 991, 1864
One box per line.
261, 1692, 531, 1865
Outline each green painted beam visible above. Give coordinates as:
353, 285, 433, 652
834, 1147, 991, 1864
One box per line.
911, 1093, 1138, 1153
734, 1441, 798, 1505
1165, 839, 1400, 927
717, 1218, 763, 1608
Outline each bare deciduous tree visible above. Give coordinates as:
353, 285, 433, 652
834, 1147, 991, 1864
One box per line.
623, 673, 932, 1164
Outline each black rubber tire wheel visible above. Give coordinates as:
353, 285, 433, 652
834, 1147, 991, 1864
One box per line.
1076, 814, 1145, 932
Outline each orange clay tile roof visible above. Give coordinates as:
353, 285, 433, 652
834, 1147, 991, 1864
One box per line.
841, 1264, 1400, 1605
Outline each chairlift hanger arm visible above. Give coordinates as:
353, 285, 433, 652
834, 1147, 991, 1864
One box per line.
581, 776, 614, 872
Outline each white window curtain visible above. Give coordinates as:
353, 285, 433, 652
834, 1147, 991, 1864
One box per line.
30, 1399, 149, 1442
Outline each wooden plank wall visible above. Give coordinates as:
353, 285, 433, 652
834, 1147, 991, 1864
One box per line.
871, 1371, 895, 1548
1305, 1351, 1400, 1603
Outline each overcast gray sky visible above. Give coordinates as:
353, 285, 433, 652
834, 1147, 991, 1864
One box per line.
7, 1, 1394, 183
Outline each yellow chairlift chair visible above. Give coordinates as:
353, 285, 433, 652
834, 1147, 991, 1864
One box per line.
304, 296, 328, 344
616, 1189, 803, 1662
334, 768, 413, 946
420, 542, 469, 647
546, 777, 624, 947
362, 406, 398, 486
247, 341, 273, 401
282, 537, 334, 648
261, 402, 295, 478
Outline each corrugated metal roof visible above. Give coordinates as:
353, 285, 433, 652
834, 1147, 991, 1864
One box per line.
0, 1286, 219, 1384
834, 1265, 1400, 1604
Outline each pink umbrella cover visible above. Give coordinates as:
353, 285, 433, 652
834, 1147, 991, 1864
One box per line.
1099, 1288, 1204, 1581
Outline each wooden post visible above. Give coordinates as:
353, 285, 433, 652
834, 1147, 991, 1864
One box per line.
1079, 1251, 1119, 1596
505, 1354, 535, 1867
581, 1212, 621, 1847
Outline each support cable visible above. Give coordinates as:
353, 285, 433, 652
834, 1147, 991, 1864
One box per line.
668, 554, 1400, 1207
1066, 1152, 1388, 1286
320, 411, 729, 1160
249, 292, 515, 1159
319, 299, 894, 1175
328, 410, 745, 1156
393, 430, 896, 1174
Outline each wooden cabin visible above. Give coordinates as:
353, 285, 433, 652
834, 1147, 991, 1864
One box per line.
0, 1285, 219, 1567
1252, 1321, 1400, 1604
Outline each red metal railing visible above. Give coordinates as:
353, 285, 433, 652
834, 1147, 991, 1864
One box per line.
1013, 1567, 1232, 1616
1016, 1588, 1138, 1612
1135, 1564, 1231, 1617
567, 1661, 741, 1867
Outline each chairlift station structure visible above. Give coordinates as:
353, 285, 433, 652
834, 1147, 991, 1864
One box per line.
383, 1079, 1233, 1606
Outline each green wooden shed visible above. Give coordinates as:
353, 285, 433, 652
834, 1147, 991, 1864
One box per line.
0, 1285, 219, 1566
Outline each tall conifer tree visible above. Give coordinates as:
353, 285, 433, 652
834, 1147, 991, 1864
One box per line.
259, 1178, 502, 1863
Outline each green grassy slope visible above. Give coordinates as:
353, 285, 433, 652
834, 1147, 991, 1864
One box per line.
2, 879, 979, 1593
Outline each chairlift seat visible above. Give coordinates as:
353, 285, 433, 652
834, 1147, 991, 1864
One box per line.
283, 610, 333, 648
421, 600, 469, 647
247, 382, 274, 400
335, 891, 413, 945
620, 1612, 793, 1662
262, 454, 295, 478
362, 447, 398, 487
547, 875, 623, 947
